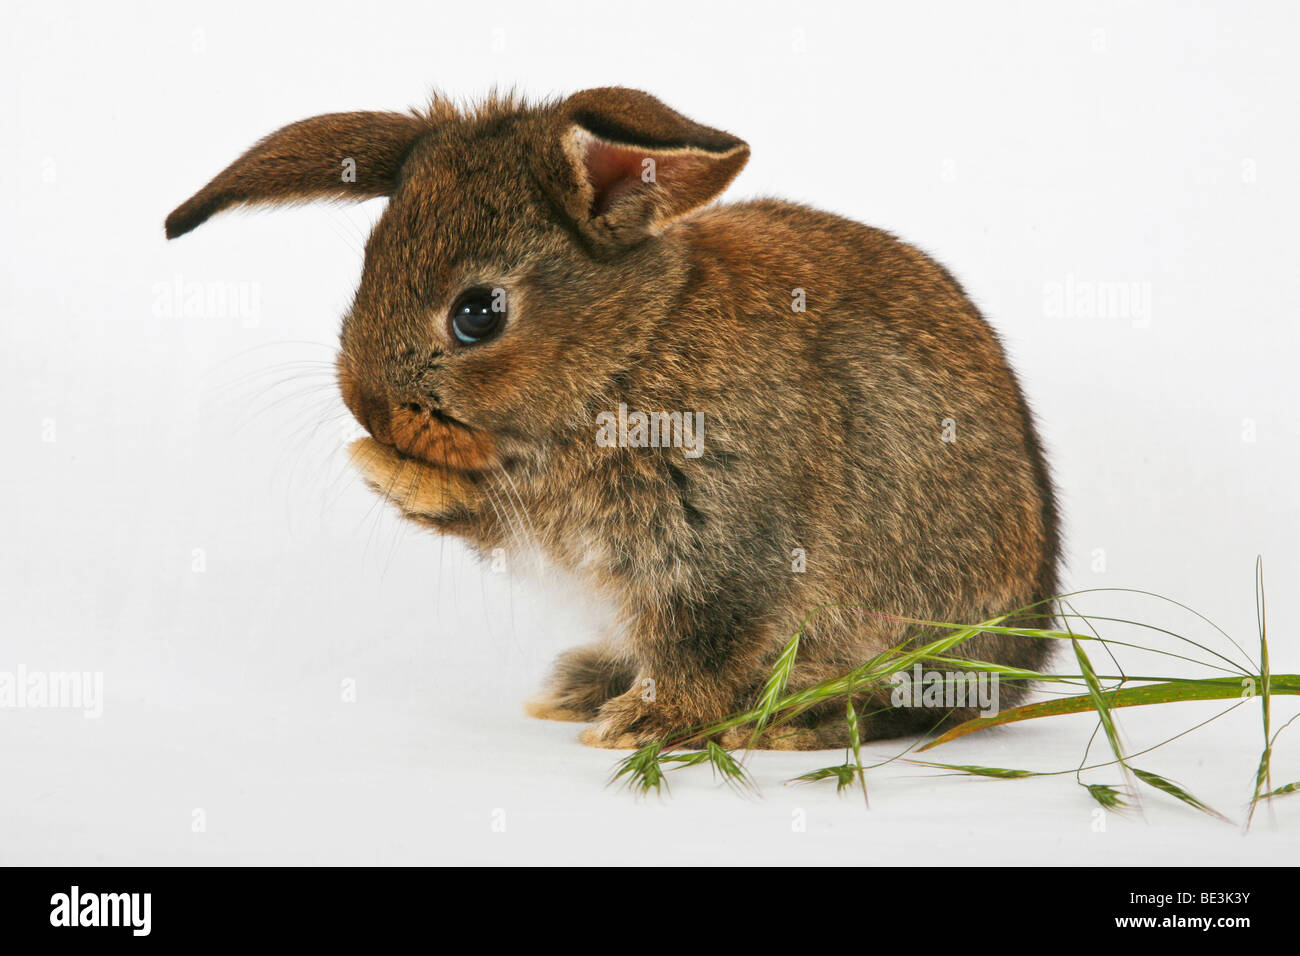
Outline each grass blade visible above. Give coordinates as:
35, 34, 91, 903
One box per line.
610, 743, 667, 795
1072, 637, 1129, 777
918, 675, 1300, 751
911, 761, 1040, 779
1247, 556, 1272, 829
1132, 767, 1231, 823
792, 764, 858, 791
747, 623, 804, 748
704, 742, 758, 796
1084, 783, 1129, 810
845, 697, 869, 806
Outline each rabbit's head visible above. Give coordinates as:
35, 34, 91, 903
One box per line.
166, 89, 749, 472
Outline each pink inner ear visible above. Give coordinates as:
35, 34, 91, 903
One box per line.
583, 138, 660, 216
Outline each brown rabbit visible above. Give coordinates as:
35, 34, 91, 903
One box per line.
167, 88, 1059, 750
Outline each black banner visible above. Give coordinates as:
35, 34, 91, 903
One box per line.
0, 867, 1279, 941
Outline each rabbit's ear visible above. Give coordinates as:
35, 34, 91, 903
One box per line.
550, 88, 749, 250
165, 111, 430, 239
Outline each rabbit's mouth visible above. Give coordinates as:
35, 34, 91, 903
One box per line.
382, 400, 496, 472
337, 364, 495, 473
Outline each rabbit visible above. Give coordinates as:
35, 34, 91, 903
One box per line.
166, 87, 1060, 750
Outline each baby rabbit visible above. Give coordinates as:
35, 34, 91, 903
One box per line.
167, 88, 1059, 750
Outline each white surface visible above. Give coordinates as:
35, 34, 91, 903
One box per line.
2, 0, 1298, 864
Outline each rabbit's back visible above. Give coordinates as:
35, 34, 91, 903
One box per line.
650, 199, 1059, 676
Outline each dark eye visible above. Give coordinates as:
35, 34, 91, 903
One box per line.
450, 287, 507, 345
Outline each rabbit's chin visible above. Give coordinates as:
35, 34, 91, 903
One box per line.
347, 437, 480, 518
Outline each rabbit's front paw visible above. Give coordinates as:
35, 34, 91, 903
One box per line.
578, 687, 719, 750
348, 438, 478, 518
577, 696, 656, 749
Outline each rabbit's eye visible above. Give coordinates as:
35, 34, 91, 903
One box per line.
451, 287, 507, 345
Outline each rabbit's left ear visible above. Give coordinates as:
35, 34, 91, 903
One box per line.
545, 88, 749, 251
164, 110, 430, 239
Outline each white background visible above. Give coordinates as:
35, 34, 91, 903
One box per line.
3, 0, 1298, 864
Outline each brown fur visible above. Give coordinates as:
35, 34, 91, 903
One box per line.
167, 87, 1060, 750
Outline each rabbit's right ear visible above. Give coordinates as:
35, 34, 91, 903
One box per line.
165, 111, 430, 239
543, 88, 750, 252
